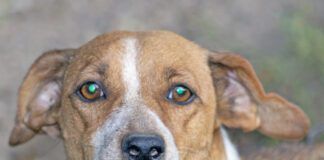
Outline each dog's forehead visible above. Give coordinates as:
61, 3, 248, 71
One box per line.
76, 30, 208, 65
65, 30, 212, 99
64, 31, 213, 101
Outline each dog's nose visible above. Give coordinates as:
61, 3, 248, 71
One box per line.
122, 133, 165, 160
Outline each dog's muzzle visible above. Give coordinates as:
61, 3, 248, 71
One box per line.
122, 133, 165, 160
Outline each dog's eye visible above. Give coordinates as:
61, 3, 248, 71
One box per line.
166, 84, 195, 105
77, 81, 105, 102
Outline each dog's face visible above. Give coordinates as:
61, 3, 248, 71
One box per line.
9, 31, 310, 160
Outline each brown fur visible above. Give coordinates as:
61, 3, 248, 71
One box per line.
9, 31, 310, 159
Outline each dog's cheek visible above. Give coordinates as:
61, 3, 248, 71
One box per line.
178, 107, 219, 159
58, 102, 87, 158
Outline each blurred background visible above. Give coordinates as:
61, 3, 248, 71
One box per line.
0, 0, 323, 159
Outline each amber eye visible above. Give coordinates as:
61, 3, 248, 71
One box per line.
77, 81, 106, 102
166, 84, 195, 105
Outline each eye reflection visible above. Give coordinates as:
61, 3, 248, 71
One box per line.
166, 84, 195, 105
76, 81, 106, 102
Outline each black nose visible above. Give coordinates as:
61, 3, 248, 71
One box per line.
122, 133, 165, 160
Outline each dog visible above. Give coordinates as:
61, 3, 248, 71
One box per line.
9, 30, 310, 160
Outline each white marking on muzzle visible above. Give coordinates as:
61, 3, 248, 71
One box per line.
146, 109, 179, 160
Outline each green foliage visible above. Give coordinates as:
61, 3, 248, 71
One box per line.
282, 11, 324, 77
280, 9, 324, 123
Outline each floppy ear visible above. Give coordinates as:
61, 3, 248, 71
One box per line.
9, 49, 74, 146
209, 51, 310, 140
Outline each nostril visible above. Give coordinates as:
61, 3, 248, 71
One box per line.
128, 145, 141, 158
149, 147, 163, 158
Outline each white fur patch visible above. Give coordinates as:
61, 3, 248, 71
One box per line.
122, 38, 140, 103
92, 106, 133, 160
221, 127, 240, 160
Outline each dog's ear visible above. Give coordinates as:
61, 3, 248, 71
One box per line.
209, 52, 310, 140
9, 49, 74, 146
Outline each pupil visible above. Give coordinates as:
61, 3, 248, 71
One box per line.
88, 84, 97, 93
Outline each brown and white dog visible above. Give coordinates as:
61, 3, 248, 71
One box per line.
9, 31, 310, 160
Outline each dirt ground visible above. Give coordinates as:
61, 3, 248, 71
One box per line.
0, 0, 323, 159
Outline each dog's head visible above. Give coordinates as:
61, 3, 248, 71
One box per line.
9, 31, 310, 160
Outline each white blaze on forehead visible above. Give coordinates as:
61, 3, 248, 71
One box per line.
120, 38, 179, 159
122, 38, 140, 103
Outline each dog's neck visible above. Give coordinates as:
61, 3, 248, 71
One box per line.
220, 127, 240, 160
198, 127, 240, 160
